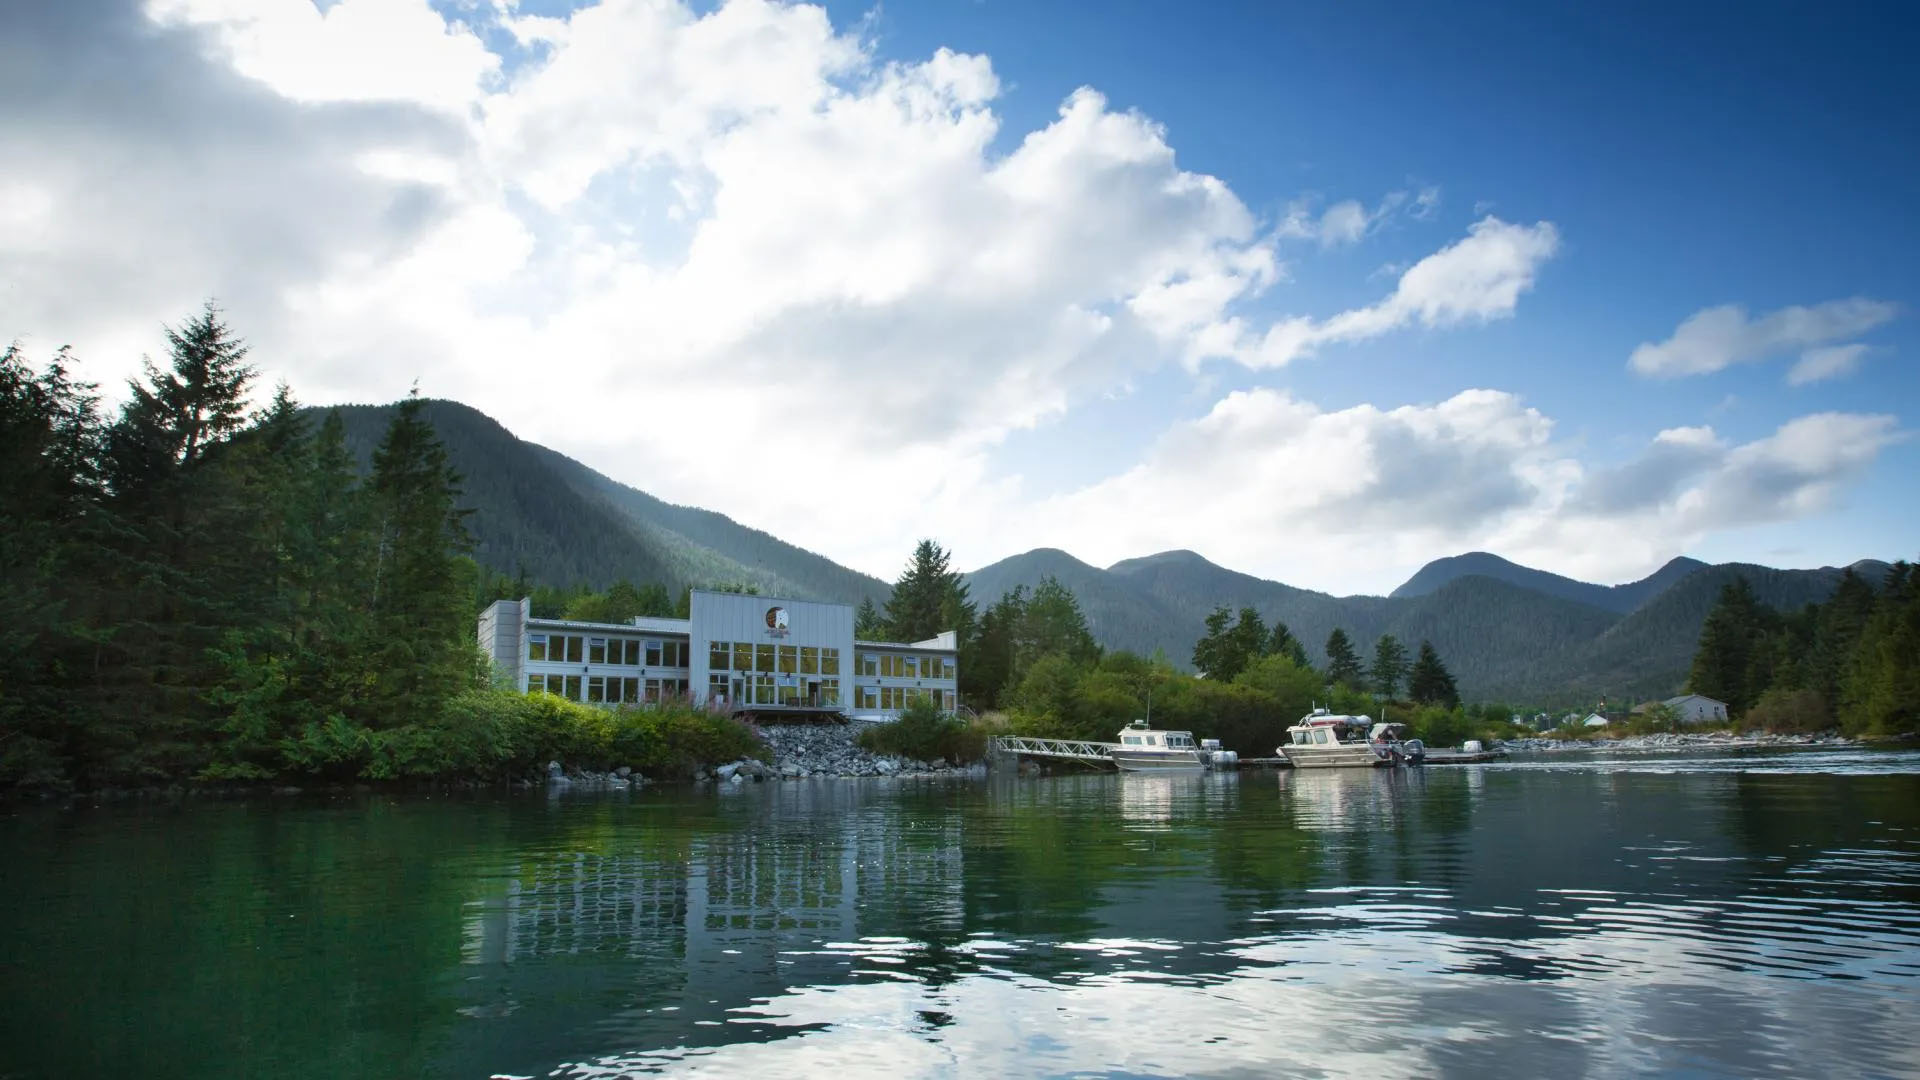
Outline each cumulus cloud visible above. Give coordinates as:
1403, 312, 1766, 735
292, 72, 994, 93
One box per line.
1250, 216, 1560, 367
1629, 298, 1898, 379
1012, 389, 1901, 592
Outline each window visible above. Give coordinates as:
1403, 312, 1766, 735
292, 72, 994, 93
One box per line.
756, 644, 775, 673
710, 641, 730, 670
528, 634, 548, 662
644, 678, 661, 703
562, 675, 582, 700
733, 642, 752, 672
624, 640, 641, 665
589, 638, 607, 664
800, 646, 818, 675
858, 685, 877, 709
754, 674, 775, 705
1124, 735, 1140, 746
645, 641, 661, 666
942, 690, 955, 711
820, 678, 839, 706
526, 674, 547, 694
709, 672, 731, 703
778, 645, 797, 674
587, 676, 607, 703
859, 653, 877, 677
663, 641, 684, 667
565, 636, 583, 663
822, 648, 839, 675
622, 677, 639, 703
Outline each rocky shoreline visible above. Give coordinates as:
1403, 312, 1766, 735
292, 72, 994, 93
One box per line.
1497, 730, 1856, 753
697, 722, 986, 783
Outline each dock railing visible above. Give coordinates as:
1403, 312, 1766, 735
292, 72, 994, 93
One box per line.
989, 735, 1118, 767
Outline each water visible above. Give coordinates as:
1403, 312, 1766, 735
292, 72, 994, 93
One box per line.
4, 748, 1919, 1079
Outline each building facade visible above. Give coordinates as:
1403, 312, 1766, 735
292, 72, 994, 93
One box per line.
477, 589, 959, 720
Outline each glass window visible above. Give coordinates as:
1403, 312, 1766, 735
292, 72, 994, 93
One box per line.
943, 690, 955, 711
800, 646, 818, 675
645, 641, 661, 666
624, 640, 640, 665
859, 653, 877, 677
733, 643, 751, 672
778, 645, 797, 674
903, 656, 917, 678
859, 685, 877, 709
821, 678, 839, 706
587, 676, 606, 703
822, 648, 839, 675
528, 634, 548, 662
644, 678, 661, 703
563, 675, 582, 700
756, 644, 775, 672
565, 636, 583, 663
620, 677, 637, 703
589, 638, 607, 664
755, 674, 775, 705
526, 674, 544, 694
709, 672, 731, 702
710, 641, 730, 670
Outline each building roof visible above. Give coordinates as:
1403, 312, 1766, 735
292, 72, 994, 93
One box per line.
854, 635, 959, 653
1663, 693, 1727, 708
525, 615, 692, 635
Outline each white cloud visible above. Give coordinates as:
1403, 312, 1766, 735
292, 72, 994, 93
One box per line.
1276, 187, 1439, 249
1249, 216, 1560, 367
1786, 343, 1870, 385
1003, 388, 1901, 592
1629, 298, 1898, 378
144, 0, 500, 113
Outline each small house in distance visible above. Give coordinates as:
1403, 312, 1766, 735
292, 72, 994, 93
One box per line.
1661, 694, 1730, 726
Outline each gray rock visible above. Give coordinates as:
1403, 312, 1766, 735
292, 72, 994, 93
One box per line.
615, 766, 632, 778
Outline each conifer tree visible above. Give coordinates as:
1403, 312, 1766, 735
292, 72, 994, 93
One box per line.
1267, 619, 1310, 668
854, 596, 888, 639
1369, 634, 1409, 699
1324, 628, 1363, 689
1407, 639, 1460, 708
883, 539, 974, 643
1689, 578, 1764, 713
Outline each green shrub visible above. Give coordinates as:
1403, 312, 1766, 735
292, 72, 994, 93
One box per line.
1746, 688, 1830, 734
857, 700, 987, 763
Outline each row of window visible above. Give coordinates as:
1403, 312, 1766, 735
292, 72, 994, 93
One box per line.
854, 686, 957, 711
705, 672, 844, 707
529, 634, 687, 668
527, 674, 690, 703
855, 653, 954, 680
708, 642, 842, 676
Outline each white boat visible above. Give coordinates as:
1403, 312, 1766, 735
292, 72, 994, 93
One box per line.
1111, 719, 1207, 771
1279, 708, 1412, 768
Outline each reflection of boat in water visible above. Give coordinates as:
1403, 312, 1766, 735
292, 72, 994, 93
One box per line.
1111, 719, 1207, 771
1279, 708, 1423, 768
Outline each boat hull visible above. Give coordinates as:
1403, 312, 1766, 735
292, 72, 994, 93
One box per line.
1111, 748, 1207, 772
1279, 745, 1395, 769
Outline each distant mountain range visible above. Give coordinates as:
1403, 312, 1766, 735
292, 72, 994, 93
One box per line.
319, 398, 1895, 705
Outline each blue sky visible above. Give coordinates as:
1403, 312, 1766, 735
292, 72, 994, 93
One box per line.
4, 0, 1914, 592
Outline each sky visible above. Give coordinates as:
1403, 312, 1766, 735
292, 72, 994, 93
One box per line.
2, 0, 1915, 595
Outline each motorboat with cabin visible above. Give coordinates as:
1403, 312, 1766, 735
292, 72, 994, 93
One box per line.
1279, 708, 1422, 768
1111, 719, 1207, 771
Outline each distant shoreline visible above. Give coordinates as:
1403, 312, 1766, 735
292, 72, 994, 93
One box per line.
1498, 731, 1861, 753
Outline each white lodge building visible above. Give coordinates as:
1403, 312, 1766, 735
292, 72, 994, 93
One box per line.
478, 589, 959, 720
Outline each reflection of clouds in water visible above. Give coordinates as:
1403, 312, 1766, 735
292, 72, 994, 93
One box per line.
553, 913, 1920, 1077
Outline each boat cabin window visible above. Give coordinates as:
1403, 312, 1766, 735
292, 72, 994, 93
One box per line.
1291, 731, 1307, 745
1123, 736, 1142, 745
1314, 729, 1332, 745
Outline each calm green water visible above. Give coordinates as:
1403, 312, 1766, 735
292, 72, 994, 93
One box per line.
5, 749, 1920, 1079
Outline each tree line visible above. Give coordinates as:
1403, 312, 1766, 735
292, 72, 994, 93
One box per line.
1688, 567, 1917, 735
1, 308, 762, 793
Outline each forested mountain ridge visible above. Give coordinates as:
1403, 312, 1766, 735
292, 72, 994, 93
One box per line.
319, 400, 889, 602
1390, 551, 1709, 613
966, 546, 1896, 703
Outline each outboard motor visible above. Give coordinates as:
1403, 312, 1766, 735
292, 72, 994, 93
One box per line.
1403, 738, 1425, 764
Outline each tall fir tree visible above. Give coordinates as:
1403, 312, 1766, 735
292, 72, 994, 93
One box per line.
882, 539, 975, 643
1266, 619, 1310, 668
1407, 640, 1460, 707
854, 596, 888, 639
364, 389, 476, 724
1369, 634, 1409, 699
1688, 578, 1765, 713
1324, 628, 1364, 690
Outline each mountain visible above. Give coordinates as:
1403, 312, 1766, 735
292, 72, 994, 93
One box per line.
966, 546, 1893, 703
1390, 551, 1709, 614
318, 400, 889, 603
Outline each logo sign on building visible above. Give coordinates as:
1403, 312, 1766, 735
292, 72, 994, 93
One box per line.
765, 606, 789, 637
